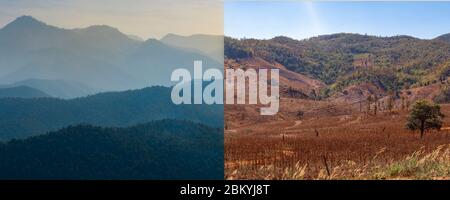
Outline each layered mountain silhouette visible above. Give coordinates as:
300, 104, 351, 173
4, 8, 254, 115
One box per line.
0, 15, 224, 179
125, 38, 220, 86
161, 33, 224, 62
1, 79, 96, 99
0, 86, 223, 141
0, 16, 222, 92
0, 119, 223, 179
0, 86, 50, 98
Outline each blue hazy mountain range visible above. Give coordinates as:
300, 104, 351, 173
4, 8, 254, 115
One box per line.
0, 85, 51, 98
0, 16, 222, 94
0, 16, 224, 179
0, 79, 96, 99
160, 33, 224, 62
0, 86, 223, 141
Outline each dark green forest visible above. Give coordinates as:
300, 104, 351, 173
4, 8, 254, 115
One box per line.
0, 86, 223, 141
0, 119, 223, 179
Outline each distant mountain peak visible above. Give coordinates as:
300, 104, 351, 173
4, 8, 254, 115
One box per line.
73, 25, 139, 45
127, 34, 144, 41
81, 25, 120, 32
139, 38, 168, 50
143, 38, 163, 45
74, 25, 125, 37
2, 15, 47, 30
14, 15, 40, 23
161, 33, 223, 40
161, 33, 179, 39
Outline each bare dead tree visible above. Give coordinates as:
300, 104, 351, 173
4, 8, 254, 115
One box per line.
322, 155, 331, 176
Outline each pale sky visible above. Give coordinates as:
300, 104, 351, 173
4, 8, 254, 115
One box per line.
0, 0, 223, 40
226, 1, 450, 40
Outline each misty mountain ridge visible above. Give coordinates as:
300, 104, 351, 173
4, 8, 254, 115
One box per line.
0, 85, 223, 141
2, 79, 96, 99
0, 15, 223, 93
161, 33, 224, 62
0, 85, 51, 99
127, 38, 221, 86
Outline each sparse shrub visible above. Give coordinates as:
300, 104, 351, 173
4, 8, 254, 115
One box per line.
406, 100, 444, 139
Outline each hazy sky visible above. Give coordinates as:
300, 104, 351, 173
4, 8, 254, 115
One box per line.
0, 0, 223, 40
225, 1, 450, 40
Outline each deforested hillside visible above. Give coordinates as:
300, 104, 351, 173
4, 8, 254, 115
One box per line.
225, 34, 450, 98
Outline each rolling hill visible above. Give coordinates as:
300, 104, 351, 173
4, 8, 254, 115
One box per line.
6, 79, 96, 99
0, 15, 225, 180
0, 16, 140, 90
0, 86, 223, 141
0, 119, 223, 179
161, 33, 224, 62
225, 33, 450, 99
0, 16, 222, 90
435, 33, 450, 43
125, 38, 221, 86
0, 86, 51, 98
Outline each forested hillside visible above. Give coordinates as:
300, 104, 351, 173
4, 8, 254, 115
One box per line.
0, 86, 223, 141
0, 119, 223, 179
225, 33, 450, 97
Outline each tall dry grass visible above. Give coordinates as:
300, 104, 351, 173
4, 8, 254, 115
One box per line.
226, 144, 450, 180
225, 109, 450, 179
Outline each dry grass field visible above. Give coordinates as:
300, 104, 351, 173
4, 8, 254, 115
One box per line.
223, 28, 450, 180
225, 99, 450, 180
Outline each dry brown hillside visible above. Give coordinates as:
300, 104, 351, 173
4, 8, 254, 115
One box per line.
224, 33, 450, 180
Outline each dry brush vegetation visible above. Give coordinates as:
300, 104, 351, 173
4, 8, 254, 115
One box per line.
224, 33, 450, 180
225, 102, 450, 180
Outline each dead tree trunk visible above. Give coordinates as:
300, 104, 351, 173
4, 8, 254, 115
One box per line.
322, 155, 331, 176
